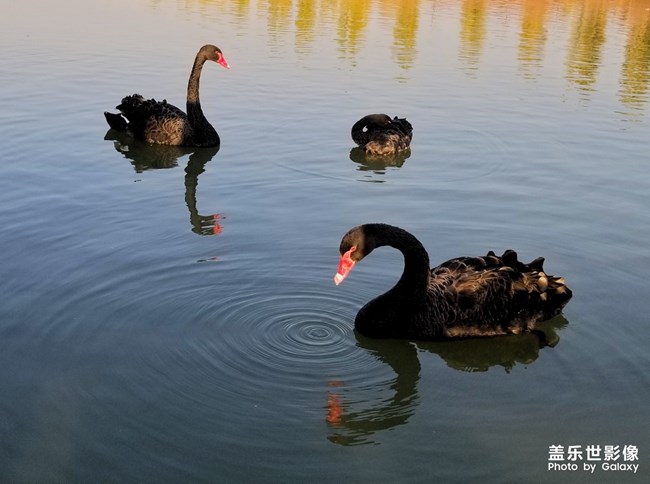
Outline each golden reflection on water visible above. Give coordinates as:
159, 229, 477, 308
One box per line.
619, 0, 650, 111
334, 1, 371, 61
459, 0, 487, 71
566, 0, 608, 92
295, 0, 316, 50
187, 0, 650, 113
262, 0, 293, 40
518, 0, 549, 78
380, 0, 420, 70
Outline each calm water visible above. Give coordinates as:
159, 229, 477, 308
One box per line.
1, 0, 649, 482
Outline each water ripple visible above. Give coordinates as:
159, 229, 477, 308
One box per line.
188, 288, 376, 396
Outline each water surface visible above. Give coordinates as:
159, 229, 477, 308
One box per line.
1, 0, 649, 482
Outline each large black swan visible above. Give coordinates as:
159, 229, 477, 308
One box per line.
104, 44, 230, 147
351, 114, 413, 156
334, 224, 572, 340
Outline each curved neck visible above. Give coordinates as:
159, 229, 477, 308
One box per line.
351, 118, 368, 145
351, 118, 370, 146
368, 224, 430, 299
186, 54, 218, 145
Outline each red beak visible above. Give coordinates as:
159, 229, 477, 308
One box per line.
334, 249, 356, 285
217, 54, 230, 69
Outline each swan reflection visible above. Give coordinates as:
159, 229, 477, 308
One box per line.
105, 130, 223, 236
349, 147, 411, 181
326, 315, 568, 446
419, 315, 567, 373
327, 337, 420, 446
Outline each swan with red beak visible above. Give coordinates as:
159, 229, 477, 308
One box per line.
333, 223, 573, 340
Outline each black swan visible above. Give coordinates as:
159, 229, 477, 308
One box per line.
104, 44, 229, 147
334, 224, 572, 340
351, 114, 413, 156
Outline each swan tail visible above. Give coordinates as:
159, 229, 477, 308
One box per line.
104, 111, 128, 131
500, 249, 573, 321
391, 116, 413, 140
115, 94, 148, 121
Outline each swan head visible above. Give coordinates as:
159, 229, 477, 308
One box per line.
200, 44, 230, 69
334, 225, 377, 285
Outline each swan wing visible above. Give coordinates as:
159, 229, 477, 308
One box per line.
430, 251, 570, 336
116, 94, 189, 145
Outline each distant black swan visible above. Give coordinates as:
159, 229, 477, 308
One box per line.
104, 44, 230, 147
351, 114, 413, 156
334, 224, 572, 339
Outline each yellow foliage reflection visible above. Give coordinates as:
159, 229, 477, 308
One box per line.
185, 0, 650, 113
260, 0, 294, 36
336, 0, 371, 60
459, 0, 487, 70
619, 2, 650, 112
518, 0, 549, 78
380, 0, 420, 70
295, 0, 316, 51
566, 0, 608, 92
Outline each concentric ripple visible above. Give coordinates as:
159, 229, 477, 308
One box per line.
190, 287, 383, 396
62, 279, 413, 455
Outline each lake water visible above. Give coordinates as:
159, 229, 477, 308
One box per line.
1, 0, 649, 482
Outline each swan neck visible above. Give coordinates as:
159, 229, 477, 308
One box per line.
373, 225, 430, 296
396, 239, 430, 296
187, 54, 205, 107
186, 53, 218, 145
351, 118, 369, 146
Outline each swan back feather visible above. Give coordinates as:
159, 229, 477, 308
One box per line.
111, 94, 190, 145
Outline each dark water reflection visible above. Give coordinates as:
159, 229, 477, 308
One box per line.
327, 316, 568, 446
104, 130, 223, 236
349, 147, 411, 181
326, 338, 420, 447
